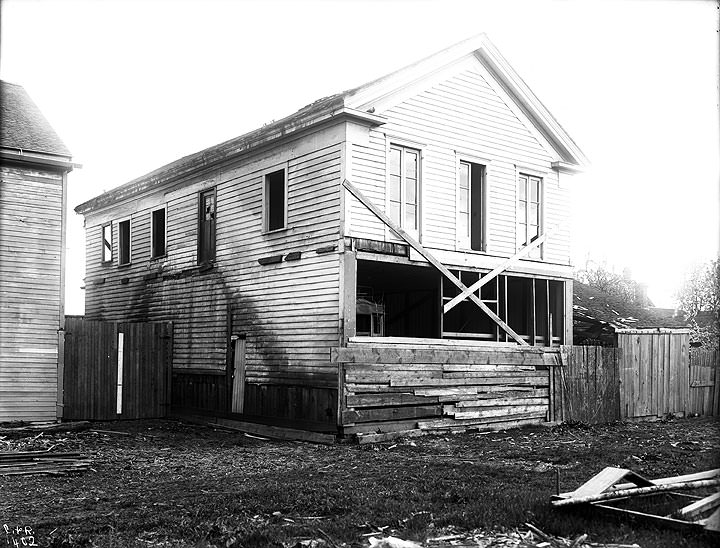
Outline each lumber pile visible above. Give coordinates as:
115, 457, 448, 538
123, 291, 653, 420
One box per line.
552, 467, 720, 533
0, 450, 91, 476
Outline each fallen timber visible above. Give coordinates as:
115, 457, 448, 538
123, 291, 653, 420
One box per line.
553, 467, 720, 533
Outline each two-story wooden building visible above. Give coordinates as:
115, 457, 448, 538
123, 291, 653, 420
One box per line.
76, 35, 587, 438
1, 81, 76, 422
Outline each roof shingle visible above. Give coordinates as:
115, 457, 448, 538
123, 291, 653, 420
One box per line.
1, 80, 71, 157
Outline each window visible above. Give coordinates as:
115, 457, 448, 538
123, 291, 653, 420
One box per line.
101, 223, 113, 263
388, 145, 420, 231
198, 189, 216, 265
264, 169, 286, 232
118, 219, 131, 266
151, 207, 166, 258
518, 174, 542, 258
458, 161, 486, 251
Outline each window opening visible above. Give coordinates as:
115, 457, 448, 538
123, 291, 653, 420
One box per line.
118, 219, 131, 266
265, 169, 286, 231
388, 145, 420, 231
151, 208, 166, 258
102, 223, 112, 263
518, 174, 542, 258
198, 189, 216, 265
459, 161, 486, 251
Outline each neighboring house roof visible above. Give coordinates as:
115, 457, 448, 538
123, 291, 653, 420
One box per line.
76, 33, 587, 215
573, 281, 690, 332
1, 80, 71, 157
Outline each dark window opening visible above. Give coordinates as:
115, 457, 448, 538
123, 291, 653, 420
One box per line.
101, 223, 112, 263
151, 208, 166, 258
459, 161, 486, 251
265, 169, 286, 231
198, 189, 216, 265
356, 260, 439, 339
118, 219, 131, 266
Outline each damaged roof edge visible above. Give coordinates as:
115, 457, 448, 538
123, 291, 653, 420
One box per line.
75, 97, 384, 215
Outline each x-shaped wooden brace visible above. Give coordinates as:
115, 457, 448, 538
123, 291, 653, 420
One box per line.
343, 179, 528, 345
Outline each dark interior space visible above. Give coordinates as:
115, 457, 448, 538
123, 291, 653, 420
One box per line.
356, 260, 440, 338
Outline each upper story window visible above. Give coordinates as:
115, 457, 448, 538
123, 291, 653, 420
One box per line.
101, 223, 113, 264
118, 219, 131, 266
264, 168, 287, 232
458, 160, 486, 252
151, 207, 166, 258
518, 173, 542, 259
198, 189, 216, 265
388, 145, 420, 231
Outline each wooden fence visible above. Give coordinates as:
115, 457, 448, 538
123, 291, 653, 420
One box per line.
553, 346, 621, 424
688, 349, 719, 416
617, 330, 689, 419
63, 317, 172, 420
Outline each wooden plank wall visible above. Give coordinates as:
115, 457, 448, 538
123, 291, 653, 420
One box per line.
689, 349, 720, 417
553, 345, 620, 424
347, 58, 572, 265
63, 317, 172, 420
617, 331, 689, 419
0, 165, 64, 422
333, 340, 559, 440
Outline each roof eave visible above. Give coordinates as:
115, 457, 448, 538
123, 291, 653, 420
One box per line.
0, 148, 79, 172
473, 41, 589, 169
75, 105, 385, 215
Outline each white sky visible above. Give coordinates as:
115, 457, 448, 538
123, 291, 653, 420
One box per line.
1, 0, 718, 313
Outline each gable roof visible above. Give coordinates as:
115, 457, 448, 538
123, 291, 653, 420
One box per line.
573, 281, 690, 332
76, 34, 587, 214
1, 81, 71, 158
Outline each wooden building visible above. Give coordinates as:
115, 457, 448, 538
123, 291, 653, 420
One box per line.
0, 81, 76, 422
75, 35, 587, 437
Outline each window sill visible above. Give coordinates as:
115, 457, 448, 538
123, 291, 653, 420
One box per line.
118, 262, 132, 268
263, 227, 288, 235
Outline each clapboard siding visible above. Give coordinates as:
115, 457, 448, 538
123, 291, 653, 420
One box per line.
347, 63, 571, 267
83, 135, 343, 422
0, 165, 63, 422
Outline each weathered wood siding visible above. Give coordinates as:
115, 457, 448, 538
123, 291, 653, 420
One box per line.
83, 135, 343, 425
0, 165, 63, 422
333, 339, 559, 441
347, 57, 571, 267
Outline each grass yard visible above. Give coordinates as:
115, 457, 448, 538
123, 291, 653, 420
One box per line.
1, 417, 718, 547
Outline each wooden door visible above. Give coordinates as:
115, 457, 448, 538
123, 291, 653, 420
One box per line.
231, 337, 246, 414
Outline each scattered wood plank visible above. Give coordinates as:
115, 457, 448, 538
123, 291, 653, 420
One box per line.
553, 466, 720, 533
0, 450, 91, 476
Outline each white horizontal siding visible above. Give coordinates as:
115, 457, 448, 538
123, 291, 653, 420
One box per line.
0, 165, 62, 422
348, 62, 571, 266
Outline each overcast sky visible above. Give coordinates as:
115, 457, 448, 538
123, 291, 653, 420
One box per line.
1, 0, 718, 314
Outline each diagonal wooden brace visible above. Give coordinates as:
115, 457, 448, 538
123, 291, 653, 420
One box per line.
343, 179, 527, 345
443, 229, 552, 313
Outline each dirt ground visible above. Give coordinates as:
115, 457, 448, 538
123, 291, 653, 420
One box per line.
1, 417, 718, 548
